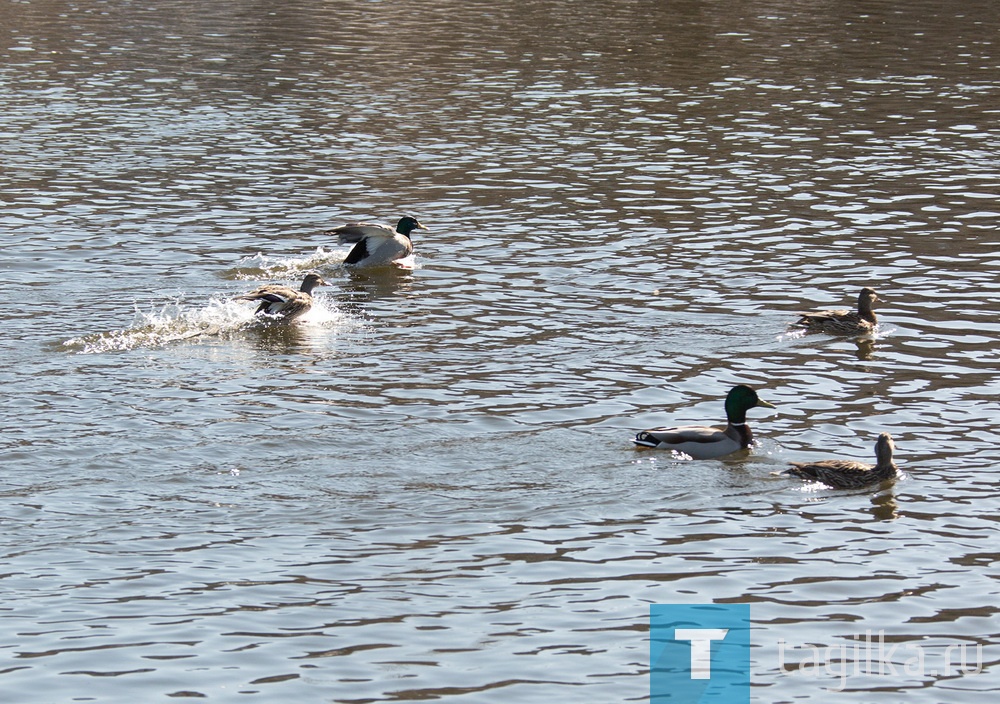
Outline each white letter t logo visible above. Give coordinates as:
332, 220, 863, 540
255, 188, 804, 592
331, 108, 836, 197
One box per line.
674, 628, 729, 679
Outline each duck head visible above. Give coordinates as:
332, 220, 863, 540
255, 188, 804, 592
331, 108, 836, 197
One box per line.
859, 287, 878, 308
299, 273, 329, 294
724, 385, 775, 423
875, 432, 895, 462
395, 216, 428, 238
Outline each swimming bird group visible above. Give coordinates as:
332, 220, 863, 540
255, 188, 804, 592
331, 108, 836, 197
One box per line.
235, 215, 427, 321
632, 380, 898, 489
231, 214, 894, 490
631, 287, 897, 488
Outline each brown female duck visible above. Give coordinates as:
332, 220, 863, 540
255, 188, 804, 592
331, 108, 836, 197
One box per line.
784, 432, 899, 489
793, 287, 879, 335
235, 273, 328, 320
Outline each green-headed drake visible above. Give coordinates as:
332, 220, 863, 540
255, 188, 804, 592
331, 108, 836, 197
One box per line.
633, 385, 775, 459
326, 215, 427, 267
784, 432, 899, 489
793, 287, 879, 335
235, 273, 328, 321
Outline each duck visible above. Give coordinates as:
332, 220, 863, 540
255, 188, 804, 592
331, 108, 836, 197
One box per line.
793, 287, 879, 335
784, 432, 899, 489
234, 273, 328, 320
325, 216, 427, 267
633, 385, 776, 459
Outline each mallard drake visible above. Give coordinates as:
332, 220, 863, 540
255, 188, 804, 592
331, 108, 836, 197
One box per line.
793, 287, 879, 335
633, 385, 775, 459
325, 216, 427, 267
784, 432, 899, 489
234, 273, 328, 320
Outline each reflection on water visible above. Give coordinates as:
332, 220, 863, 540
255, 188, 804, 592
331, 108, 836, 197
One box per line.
3, 0, 1000, 701
870, 490, 902, 522
853, 337, 877, 361
338, 266, 417, 309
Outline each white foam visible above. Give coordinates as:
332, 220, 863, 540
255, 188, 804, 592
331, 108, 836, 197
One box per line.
63, 292, 348, 354
231, 247, 344, 279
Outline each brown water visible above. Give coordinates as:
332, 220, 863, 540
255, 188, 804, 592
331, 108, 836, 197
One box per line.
2, 0, 999, 701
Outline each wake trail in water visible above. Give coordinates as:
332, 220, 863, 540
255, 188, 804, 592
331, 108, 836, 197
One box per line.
62, 294, 345, 354
226, 247, 344, 280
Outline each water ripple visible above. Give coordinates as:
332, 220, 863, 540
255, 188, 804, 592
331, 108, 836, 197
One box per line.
3, 0, 1000, 701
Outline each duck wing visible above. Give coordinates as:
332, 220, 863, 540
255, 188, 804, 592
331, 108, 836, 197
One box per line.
266, 295, 311, 320
343, 233, 411, 265
237, 286, 312, 319
327, 222, 396, 243
785, 459, 873, 481
634, 425, 728, 447
795, 307, 852, 322
234, 284, 295, 303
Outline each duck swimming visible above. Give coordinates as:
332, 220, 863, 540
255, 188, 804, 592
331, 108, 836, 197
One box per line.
793, 287, 879, 335
633, 385, 775, 459
784, 432, 899, 489
234, 273, 328, 320
326, 216, 427, 267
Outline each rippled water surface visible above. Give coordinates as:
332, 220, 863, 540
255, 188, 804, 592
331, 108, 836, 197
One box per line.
3, 0, 999, 701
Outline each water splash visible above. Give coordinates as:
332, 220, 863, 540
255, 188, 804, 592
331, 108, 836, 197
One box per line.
394, 254, 418, 270
62, 294, 345, 354
227, 247, 420, 279
227, 247, 343, 280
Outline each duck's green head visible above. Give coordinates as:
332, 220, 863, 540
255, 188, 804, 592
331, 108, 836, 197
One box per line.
396, 216, 428, 237
724, 384, 775, 422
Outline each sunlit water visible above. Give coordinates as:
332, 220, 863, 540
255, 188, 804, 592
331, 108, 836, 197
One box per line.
2, 0, 999, 701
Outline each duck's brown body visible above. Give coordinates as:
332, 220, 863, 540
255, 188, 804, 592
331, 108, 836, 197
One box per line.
794, 288, 878, 335
235, 273, 328, 320
785, 433, 899, 489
